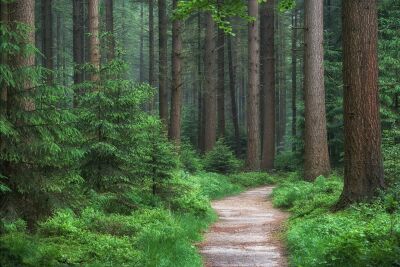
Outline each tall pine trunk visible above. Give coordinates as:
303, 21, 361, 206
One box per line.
337, 0, 384, 207
168, 0, 182, 144
139, 2, 144, 83
41, 0, 53, 83
228, 35, 240, 156
203, 12, 217, 153
217, 0, 225, 138
88, 0, 100, 82
149, 0, 154, 86
246, 0, 260, 170
73, 0, 84, 107
105, 0, 115, 61
158, 0, 168, 125
10, 0, 35, 111
291, 9, 298, 152
303, 0, 330, 180
260, 0, 275, 170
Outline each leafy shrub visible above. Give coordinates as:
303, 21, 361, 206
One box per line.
203, 139, 242, 174
274, 150, 303, 171
273, 173, 400, 267
382, 128, 400, 184
179, 142, 203, 173
228, 172, 276, 188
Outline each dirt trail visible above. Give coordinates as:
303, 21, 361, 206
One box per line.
199, 186, 288, 267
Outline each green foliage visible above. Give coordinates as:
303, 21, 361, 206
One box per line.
0, 169, 279, 267
382, 128, 400, 185
179, 142, 203, 173
0, 17, 84, 221
203, 139, 242, 174
273, 173, 400, 267
274, 150, 303, 171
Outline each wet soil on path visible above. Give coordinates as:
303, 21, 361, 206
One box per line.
199, 186, 288, 267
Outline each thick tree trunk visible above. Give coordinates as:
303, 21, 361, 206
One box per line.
139, 2, 144, 83
41, 0, 53, 82
9, 0, 35, 111
337, 0, 384, 207
105, 0, 115, 61
168, 0, 182, 144
203, 12, 217, 153
303, 0, 330, 180
228, 36, 240, 156
291, 9, 298, 152
217, 0, 225, 138
246, 0, 260, 170
260, 0, 275, 170
88, 0, 100, 82
158, 0, 168, 125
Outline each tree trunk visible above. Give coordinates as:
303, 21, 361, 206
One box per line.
148, 0, 154, 83
139, 2, 144, 83
228, 35, 240, 156
73, 0, 84, 106
0, 2, 9, 116
88, 0, 100, 82
41, 0, 53, 83
158, 0, 168, 125
197, 13, 204, 152
303, 0, 330, 180
246, 0, 260, 170
168, 0, 182, 144
105, 0, 115, 61
260, 0, 275, 170
337, 0, 384, 207
9, 0, 35, 111
217, 0, 225, 138
291, 9, 298, 152
203, 12, 217, 153
278, 12, 286, 152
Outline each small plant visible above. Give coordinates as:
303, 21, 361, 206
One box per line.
203, 139, 242, 174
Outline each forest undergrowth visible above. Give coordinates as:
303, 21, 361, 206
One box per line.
0, 169, 277, 267
273, 173, 400, 267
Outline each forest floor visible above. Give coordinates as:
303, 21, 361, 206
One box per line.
199, 186, 289, 267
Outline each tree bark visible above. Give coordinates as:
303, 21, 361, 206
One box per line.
217, 0, 225, 138
278, 12, 286, 152
260, 0, 275, 170
73, 0, 84, 107
203, 12, 217, 153
228, 35, 240, 156
139, 2, 144, 83
41, 0, 53, 82
168, 0, 183, 144
9, 0, 35, 111
158, 0, 168, 125
246, 0, 260, 170
0, 2, 9, 116
88, 0, 100, 82
303, 0, 331, 180
148, 0, 154, 85
291, 9, 298, 152
197, 13, 204, 152
105, 0, 115, 61
337, 0, 384, 207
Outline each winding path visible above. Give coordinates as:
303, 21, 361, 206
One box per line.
199, 186, 288, 267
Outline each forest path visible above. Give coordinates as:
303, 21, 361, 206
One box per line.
199, 186, 288, 267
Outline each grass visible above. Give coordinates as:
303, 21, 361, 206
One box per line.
272, 173, 400, 267
0, 171, 278, 267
